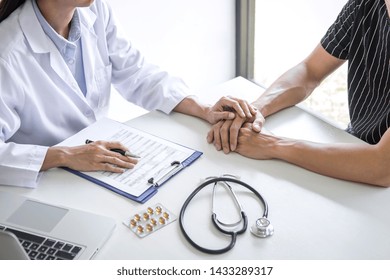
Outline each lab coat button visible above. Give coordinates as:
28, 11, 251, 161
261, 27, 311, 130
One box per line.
68, 59, 75, 65
84, 110, 93, 117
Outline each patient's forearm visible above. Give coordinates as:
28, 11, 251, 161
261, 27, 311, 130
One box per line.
236, 129, 390, 187
273, 139, 389, 187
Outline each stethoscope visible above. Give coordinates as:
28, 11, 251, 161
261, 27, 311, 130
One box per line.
179, 175, 274, 254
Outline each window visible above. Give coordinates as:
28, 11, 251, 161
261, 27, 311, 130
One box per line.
252, 0, 349, 127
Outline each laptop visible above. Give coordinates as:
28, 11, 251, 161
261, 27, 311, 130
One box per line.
0, 191, 116, 260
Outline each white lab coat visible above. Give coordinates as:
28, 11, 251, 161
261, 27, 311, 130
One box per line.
0, 0, 189, 188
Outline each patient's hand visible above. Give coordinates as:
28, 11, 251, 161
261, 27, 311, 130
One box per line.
235, 124, 276, 159
207, 110, 265, 153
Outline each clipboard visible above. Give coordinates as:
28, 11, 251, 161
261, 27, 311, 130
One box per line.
57, 118, 202, 203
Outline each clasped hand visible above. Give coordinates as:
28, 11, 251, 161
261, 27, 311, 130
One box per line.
207, 98, 265, 154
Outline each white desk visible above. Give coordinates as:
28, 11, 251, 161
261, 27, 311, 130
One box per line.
1, 77, 389, 260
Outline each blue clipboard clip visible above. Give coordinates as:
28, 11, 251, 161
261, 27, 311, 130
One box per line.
147, 161, 182, 188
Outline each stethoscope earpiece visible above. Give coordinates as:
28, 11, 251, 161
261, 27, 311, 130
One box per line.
250, 217, 274, 238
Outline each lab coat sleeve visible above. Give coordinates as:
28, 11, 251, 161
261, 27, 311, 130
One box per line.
0, 142, 48, 188
0, 59, 49, 188
99, 1, 189, 114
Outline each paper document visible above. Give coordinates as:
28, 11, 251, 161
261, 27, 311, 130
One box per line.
57, 118, 202, 202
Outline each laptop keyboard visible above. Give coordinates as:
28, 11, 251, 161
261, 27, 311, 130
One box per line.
0, 225, 84, 260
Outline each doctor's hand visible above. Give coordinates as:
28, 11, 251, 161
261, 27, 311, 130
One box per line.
42, 141, 138, 173
173, 95, 256, 125
207, 109, 265, 153
205, 96, 257, 124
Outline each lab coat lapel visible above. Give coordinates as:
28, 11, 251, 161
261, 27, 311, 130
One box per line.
79, 8, 101, 107
49, 48, 84, 96
19, 0, 87, 102
80, 24, 99, 103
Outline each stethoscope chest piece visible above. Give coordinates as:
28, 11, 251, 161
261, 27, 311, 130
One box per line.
250, 217, 274, 238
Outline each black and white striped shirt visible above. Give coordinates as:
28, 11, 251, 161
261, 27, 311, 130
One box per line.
321, 0, 390, 144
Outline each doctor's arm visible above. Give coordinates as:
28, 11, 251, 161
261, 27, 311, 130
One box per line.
0, 140, 137, 188
236, 124, 390, 187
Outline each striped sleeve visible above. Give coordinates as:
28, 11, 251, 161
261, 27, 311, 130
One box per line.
320, 0, 360, 59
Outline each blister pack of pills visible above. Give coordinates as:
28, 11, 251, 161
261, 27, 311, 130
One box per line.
123, 204, 176, 238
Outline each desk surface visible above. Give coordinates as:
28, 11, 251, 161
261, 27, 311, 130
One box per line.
1, 77, 389, 260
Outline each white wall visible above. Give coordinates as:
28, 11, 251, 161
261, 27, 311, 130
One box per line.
108, 0, 236, 91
